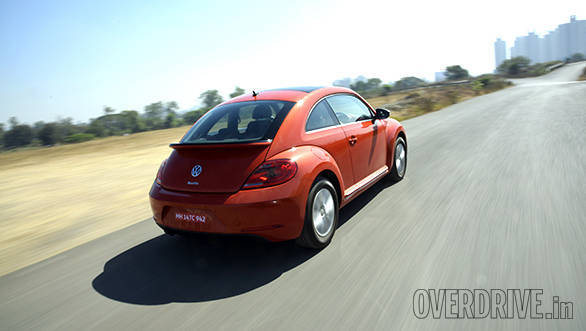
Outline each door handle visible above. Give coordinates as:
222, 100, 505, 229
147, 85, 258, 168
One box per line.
348, 136, 357, 145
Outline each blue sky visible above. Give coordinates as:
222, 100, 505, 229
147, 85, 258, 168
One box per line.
1, 0, 584, 125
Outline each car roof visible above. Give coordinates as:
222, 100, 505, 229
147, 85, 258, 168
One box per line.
263, 86, 324, 93
222, 86, 334, 105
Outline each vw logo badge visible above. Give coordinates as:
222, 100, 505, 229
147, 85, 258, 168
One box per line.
191, 165, 202, 177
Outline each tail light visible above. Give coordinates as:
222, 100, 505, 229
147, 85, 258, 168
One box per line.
242, 159, 297, 189
155, 159, 167, 185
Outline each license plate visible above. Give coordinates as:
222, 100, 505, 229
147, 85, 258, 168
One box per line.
174, 212, 207, 224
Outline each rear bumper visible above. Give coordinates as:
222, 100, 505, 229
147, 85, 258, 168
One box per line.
149, 181, 306, 241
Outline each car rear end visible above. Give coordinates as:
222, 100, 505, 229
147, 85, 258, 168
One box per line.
149, 98, 306, 241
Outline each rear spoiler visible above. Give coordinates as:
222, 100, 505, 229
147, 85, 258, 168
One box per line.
170, 140, 272, 150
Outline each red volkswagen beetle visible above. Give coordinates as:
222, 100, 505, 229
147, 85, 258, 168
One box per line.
150, 86, 407, 248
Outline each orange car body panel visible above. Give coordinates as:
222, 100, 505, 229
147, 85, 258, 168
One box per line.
150, 86, 406, 241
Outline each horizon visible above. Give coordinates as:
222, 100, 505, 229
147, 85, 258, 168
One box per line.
1, 0, 585, 125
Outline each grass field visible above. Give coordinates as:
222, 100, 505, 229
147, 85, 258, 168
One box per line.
0, 127, 189, 276
0, 84, 508, 276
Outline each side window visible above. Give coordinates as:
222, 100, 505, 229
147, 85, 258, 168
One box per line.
326, 94, 373, 124
305, 99, 339, 131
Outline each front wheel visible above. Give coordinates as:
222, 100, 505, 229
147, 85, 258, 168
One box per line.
296, 178, 339, 249
388, 137, 407, 182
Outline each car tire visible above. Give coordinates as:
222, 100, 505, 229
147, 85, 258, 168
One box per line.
388, 137, 407, 182
296, 178, 339, 249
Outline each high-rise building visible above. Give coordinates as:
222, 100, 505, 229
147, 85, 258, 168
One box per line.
526, 32, 541, 63
494, 38, 506, 68
564, 16, 586, 58
511, 34, 535, 61
498, 16, 586, 66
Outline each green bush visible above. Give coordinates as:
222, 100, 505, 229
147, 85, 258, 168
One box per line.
498, 57, 562, 78
473, 75, 511, 92
64, 133, 96, 144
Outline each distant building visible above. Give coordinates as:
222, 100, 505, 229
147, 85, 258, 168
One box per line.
511, 35, 529, 60
333, 78, 352, 88
434, 71, 446, 82
499, 16, 586, 66
560, 16, 586, 59
494, 38, 506, 68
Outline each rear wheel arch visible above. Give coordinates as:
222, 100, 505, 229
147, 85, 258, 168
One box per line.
268, 145, 344, 205
314, 169, 342, 206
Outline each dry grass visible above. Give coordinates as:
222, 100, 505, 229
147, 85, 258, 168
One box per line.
368, 84, 483, 121
0, 127, 189, 276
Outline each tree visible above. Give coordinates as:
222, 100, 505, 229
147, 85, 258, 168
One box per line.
164, 101, 179, 115
103, 106, 115, 114
120, 110, 145, 132
183, 109, 206, 124
445, 65, 469, 80
229, 87, 245, 98
349, 77, 383, 94
33, 121, 45, 135
55, 117, 81, 142
497, 56, 530, 76
199, 90, 224, 109
4, 118, 33, 148
86, 119, 107, 137
143, 102, 165, 130
144, 102, 164, 119
164, 112, 180, 128
38, 123, 59, 146
0, 123, 4, 147
9, 117, 18, 128
382, 84, 393, 95
367, 78, 382, 89
161, 101, 180, 128
569, 53, 585, 62
393, 77, 426, 91
350, 80, 368, 92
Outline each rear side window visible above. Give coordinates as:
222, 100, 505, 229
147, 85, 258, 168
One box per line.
305, 100, 339, 131
181, 100, 295, 144
326, 94, 373, 124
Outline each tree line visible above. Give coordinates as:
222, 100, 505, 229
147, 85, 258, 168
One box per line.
1, 60, 519, 151
0, 87, 246, 150
1, 66, 471, 150
334, 65, 470, 98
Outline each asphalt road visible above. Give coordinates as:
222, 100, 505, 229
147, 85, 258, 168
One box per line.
1, 63, 585, 330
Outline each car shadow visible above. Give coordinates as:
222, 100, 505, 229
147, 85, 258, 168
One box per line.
92, 179, 396, 305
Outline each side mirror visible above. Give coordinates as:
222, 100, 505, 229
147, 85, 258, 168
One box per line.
375, 108, 390, 119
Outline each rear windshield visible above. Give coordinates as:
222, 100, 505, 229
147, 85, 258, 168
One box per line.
181, 100, 295, 144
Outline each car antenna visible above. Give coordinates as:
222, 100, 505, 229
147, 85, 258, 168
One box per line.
252, 90, 258, 97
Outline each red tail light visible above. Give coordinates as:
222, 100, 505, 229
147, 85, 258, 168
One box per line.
155, 159, 167, 185
242, 159, 297, 189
